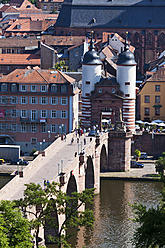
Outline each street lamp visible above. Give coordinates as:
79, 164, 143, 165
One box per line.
47, 131, 50, 146
40, 142, 42, 152
43, 139, 45, 150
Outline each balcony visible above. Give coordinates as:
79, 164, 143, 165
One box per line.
20, 117, 47, 123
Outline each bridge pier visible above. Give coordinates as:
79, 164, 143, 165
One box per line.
108, 130, 132, 171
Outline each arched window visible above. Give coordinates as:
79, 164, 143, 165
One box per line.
51, 84, 57, 92
11, 83, 17, 92
134, 32, 140, 43
1, 83, 7, 92
158, 33, 165, 47
147, 33, 153, 45
61, 85, 67, 93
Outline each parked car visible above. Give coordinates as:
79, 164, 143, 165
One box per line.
140, 152, 148, 159
131, 161, 144, 168
88, 130, 96, 136
10, 159, 29, 165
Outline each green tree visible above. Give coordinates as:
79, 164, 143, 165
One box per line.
0, 200, 33, 248
134, 149, 141, 160
131, 157, 165, 248
15, 182, 95, 248
155, 154, 165, 177
55, 61, 68, 72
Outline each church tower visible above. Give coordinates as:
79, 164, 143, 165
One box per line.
81, 33, 102, 128
116, 33, 137, 132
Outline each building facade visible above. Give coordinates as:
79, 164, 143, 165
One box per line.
0, 68, 78, 153
55, 0, 165, 75
138, 66, 165, 122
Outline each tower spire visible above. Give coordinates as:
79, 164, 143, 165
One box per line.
89, 31, 95, 51
124, 31, 129, 51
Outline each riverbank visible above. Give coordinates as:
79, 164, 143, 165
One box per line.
100, 160, 160, 181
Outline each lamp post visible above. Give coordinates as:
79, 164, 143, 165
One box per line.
42, 139, 45, 150
40, 142, 42, 152
47, 130, 50, 146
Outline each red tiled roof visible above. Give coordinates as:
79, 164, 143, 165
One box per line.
2, 6, 19, 13
38, 0, 63, 2
0, 37, 41, 48
19, 13, 58, 20
0, 54, 40, 65
0, 68, 75, 84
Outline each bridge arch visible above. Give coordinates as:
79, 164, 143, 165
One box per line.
66, 174, 77, 195
100, 144, 108, 172
44, 198, 59, 244
85, 156, 94, 189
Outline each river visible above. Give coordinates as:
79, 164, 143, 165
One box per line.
0, 177, 163, 248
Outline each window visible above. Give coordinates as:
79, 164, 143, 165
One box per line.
1, 96, 6, 104
41, 97, 47, 105
31, 124, 36, 133
11, 109, 16, 117
44, 5, 47, 10
145, 95, 150, 103
51, 84, 57, 92
7, 49, 11, 54
41, 124, 46, 133
86, 81, 90, 85
61, 97, 67, 105
99, 88, 102, 93
21, 124, 26, 132
11, 83, 17, 92
1, 83, 7, 92
21, 85, 26, 91
86, 93, 90, 96
11, 124, 16, 132
61, 85, 66, 93
112, 88, 116, 93
31, 97, 36, 104
125, 82, 130, 85
155, 96, 160, 103
31, 110, 36, 121
21, 97, 27, 104
41, 110, 46, 118
155, 107, 160, 115
155, 85, 160, 92
41, 85, 46, 92
31, 138, 37, 144
61, 110, 67, 118
11, 97, 17, 104
51, 97, 57, 105
2, 123, 6, 131
145, 108, 150, 116
7, 66, 10, 71
21, 110, 26, 118
51, 124, 56, 133
125, 94, 130, 97
31, 85, 37, 92
51, 110, 57, 118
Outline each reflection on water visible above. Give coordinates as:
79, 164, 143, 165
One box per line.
41, 180, 164, 248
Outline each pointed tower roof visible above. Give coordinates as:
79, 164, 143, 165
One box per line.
116, 32, 136, 66
82, 32, 102, 65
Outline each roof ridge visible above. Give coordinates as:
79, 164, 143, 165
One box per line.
35, 69, 49, 84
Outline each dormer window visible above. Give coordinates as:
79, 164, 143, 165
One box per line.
26, 5, 31, 8
61, 85, 67, 93
1, 83, 7, 92
17, 25, 21, 29
51, 84, 57, 92
11, 83, 17, 92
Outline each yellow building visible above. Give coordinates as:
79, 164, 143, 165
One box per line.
138, 66, 165, 121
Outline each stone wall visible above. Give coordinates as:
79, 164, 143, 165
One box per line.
131, 131, 165, 157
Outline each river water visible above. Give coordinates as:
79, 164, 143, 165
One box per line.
0, 177, 163, 248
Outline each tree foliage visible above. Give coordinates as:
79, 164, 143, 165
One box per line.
14, 182, 95, 248
54, 60, 68, 72
0, 200, 33, 248
134, 149, 141, 158
131, 156, 165, 248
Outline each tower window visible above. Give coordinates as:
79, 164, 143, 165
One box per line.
86, 93, 90, 96
125, 94, 130, 97
86, 81, 90, 84
125, 82, 130, 85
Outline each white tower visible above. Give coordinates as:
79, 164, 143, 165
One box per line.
81, 34, 102, 128
116, 33, 137, 132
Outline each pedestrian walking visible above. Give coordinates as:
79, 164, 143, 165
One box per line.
77, 137, 79, 143
84, 138, 86, 145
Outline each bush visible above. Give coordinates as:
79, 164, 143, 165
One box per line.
134, 149, 141, 158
